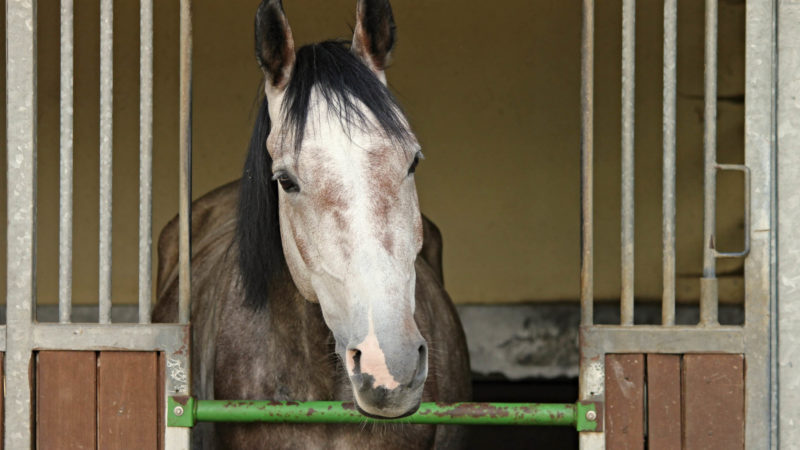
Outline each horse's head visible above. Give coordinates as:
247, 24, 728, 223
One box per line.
252, 0, 427, 418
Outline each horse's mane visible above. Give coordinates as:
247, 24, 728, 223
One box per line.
237, 40, 413, 309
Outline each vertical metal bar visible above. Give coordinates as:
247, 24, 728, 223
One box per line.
99, 0, 114, 324
579, 0, 603, 447
580, 0, 595, 327
178, 0, 193, 324
5, 0, 38, 446
661, 0, 677, 326
700, 0, 719, 327
59, 0, 74, 324
139, 0, 154, 324
620, 0, 636, 326
746, 0, 777, 446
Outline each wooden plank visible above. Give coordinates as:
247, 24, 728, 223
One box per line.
36, 351, 97, 449
98, 352, 159, 449
647, 354, 681, 450
605, 354, 645, 449
158, 352, 165, 450
682, 354, 744, 449
0, 353, 4, 447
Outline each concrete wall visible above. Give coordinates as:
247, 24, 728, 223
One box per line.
0, 0, 745, 306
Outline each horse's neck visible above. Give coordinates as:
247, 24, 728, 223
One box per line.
212, 268, 341, 401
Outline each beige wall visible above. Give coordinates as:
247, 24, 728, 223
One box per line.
0, 0, 745, 306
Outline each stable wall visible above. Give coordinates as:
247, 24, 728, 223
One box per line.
0, 0, 745, 306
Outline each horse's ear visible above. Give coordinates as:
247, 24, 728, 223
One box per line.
352, 0, 396, 84
255, 0, 295, 93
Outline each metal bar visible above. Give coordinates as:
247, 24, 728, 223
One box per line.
167, 399, 601, 430
579, 1, 602, 446
5, 0, 38, 445
32, 323, 188, 352
700, 0, 719, 327
139, 0, 154, 324
99, 0, 114, 324
59, 0, 74, 324
178, 0, 193, 324
171, 2, 194, 447
661, 0, 677, 326
744, 0, 777, 446
580, 0, 595, 327
581, 325, 744, 354
620, 0, 636, 326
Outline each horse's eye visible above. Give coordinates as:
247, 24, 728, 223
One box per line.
276, 174, 299, 193
408, 154, 420, 175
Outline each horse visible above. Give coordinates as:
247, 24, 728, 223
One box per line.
153, 0, 471, 448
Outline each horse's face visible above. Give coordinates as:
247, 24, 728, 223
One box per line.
255, 0, 429, 419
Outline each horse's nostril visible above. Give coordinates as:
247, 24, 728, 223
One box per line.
410, 344, 428, 387
350, 349, 362, 373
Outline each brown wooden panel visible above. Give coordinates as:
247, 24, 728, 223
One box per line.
682, 354, 744, 449
647, 354, 681, 450
158, 352, 165, 450
36, 351, 97, 450
98, 352, 159, 450
1, 353, 4, 447
605, 354, 645, 450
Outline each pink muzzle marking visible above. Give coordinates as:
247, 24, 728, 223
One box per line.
347, 317, 400, 390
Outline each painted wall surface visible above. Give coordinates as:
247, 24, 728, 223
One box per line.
0, 0, 745, 306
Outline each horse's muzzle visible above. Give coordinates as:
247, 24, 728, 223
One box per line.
348, 341, 428, 418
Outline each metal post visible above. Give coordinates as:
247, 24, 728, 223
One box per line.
178, 0, 193, 325
620, 0, 636, 326
580, 0, 594, 327
99, 0, 114, 324
661, 0, 677, 326
700, 0, 719, 327
777, 1, 800, 446
5, 0, 38, 446
59, 0, 74, 324
139, 0, 154, 324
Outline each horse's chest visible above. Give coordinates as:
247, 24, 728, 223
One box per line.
213, 301, 341, 402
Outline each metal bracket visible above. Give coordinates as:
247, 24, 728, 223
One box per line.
576, 401, 603, 432
714, 163, 751, 258
168, 396, 196, 428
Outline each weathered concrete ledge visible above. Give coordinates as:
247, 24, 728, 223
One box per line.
22, 303, 744, 380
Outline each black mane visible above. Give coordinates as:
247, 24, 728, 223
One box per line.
237, 40, 412, 309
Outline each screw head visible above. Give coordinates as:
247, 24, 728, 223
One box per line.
174, 406, 185, 417
585, 410, 597, 421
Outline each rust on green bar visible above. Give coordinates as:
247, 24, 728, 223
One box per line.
167, 398, 601, 430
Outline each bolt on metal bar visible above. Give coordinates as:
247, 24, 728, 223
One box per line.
99, 0, 114, 324
620, 0, 636, 326
700, 0, 719, 327
59, 0, 74, 324
661, 0, 677, 326
178, 0, 193, 325
580, 0, 595, 327
5, 0, 38, 445
139, 0, 154, 324
167, 398, 601, 431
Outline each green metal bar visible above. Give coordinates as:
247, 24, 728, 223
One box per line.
168, 397, 601, 431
